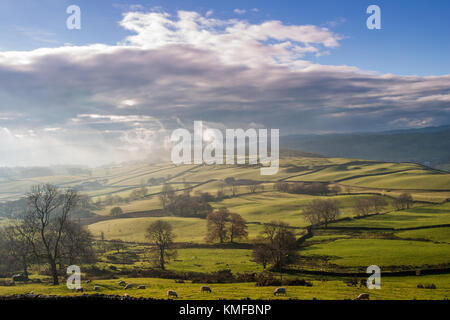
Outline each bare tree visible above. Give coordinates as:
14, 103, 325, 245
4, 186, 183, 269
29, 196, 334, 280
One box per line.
253, 222, 298, 271
251, 242, 271, 269
353, 199, 371, 217
228, 212, 248, 243
0, 224, 36, 278
146, 220, 176, 270
23, 184, 79, 285
370, 196, 387, 213
247, 181, 260, 193
60, 221, 96, 266
303, 199, 339, 228
394, 192, 413, 210
205, 207, 230, 243
159, 183, 175, 212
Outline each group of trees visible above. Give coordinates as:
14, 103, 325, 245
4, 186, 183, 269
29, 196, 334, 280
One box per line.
143, 214, 297, 272
0, 184, 96, 284
275, 182, 335, 196
353, 196, 388, 217
159, 183, 214, 218
393, 192, 413, 210
205, 208, 248, 243
302, 199, 340, 227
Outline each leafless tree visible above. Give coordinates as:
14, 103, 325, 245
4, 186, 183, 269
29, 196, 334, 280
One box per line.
228, 212, 248, 243
251, 242, 271, 269
370, 196, 387, 213
353, 199, 372, 217
159, 183, 175, 212
0, 224, 36, 278
23, 184, 79, 285
303, 199, 340, 228
205, 207, 230, 243
253, 221, 298, 271
394, 192, 413, 210
146, 220, 176, 270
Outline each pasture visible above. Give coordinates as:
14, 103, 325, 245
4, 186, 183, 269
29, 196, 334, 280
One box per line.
1, 274, 449, 300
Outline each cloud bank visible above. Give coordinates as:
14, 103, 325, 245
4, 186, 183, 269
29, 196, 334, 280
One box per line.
0, 10, 449, 166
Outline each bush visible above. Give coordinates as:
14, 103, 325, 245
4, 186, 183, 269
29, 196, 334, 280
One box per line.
255, 272, 281, 286
255, 272, 312, 287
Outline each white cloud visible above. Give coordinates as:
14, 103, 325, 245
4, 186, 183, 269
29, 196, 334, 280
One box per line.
233, 9, 246, 15
0, 10, 448, 166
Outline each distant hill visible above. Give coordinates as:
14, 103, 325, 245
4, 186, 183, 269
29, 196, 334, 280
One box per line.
281, 125, 450, 170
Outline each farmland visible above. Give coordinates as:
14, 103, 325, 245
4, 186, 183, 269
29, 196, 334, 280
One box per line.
0, 156, 449, 300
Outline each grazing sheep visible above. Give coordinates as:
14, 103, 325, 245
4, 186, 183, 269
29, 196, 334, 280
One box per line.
356, 293, 370, 300
124, 284, 134, 290
201, 286, 212, 293
93, 286, 100, 291
137, 285, 146, 289
167, 290, 178, 298
273, 287, 287, 296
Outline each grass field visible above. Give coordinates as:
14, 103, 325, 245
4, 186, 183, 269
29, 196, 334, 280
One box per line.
302, 238, 450, 269
396, 228, 450, 243
1, 274, 449, 300
88, 217, 267, 243
332, 203, 450, 229
1, 156, 449, 300
166, 248, 263, 273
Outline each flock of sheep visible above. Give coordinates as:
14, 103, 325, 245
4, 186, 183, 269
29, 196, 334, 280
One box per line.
76, 281, 371, 300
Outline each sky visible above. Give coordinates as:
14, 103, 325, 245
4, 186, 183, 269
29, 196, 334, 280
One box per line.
0, 0, 449, 166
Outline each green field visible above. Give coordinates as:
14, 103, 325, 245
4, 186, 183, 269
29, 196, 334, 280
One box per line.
1, 274, 449, 300
303, 238, 450, 269
1, 156, 449, 300
167, 248, 263, 273
396, 228, 450, 244
332, 203, 450, 229
88, 217, 266, 243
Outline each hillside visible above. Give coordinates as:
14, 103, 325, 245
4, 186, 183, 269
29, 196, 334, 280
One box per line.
281, 125, 450, 169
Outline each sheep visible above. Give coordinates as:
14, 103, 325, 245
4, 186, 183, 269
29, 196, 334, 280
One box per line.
167, 290, 178, 298
119, 281, 126, 286
124, 284, 134, 290
93, 286, 100, 291
355, 293, 370, 300
201, 286, 212, 293
137, 285, 146, 289
273, 287, 287, 296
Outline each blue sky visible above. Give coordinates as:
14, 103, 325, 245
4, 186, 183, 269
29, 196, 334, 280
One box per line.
1, 0, 450, 75
0, 1, 449, 166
